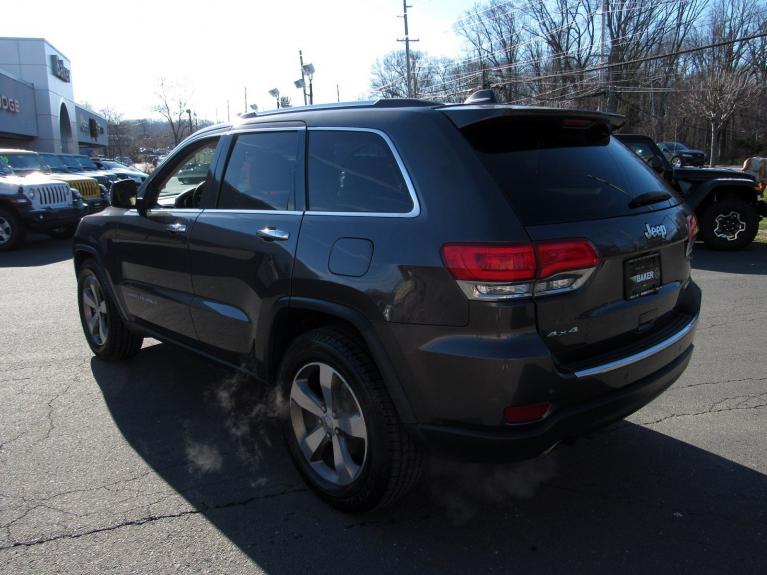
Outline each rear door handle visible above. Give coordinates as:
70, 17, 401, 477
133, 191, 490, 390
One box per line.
257, 227, 290, 241
166, 222, 187, 234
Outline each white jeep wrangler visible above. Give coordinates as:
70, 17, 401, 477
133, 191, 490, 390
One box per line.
0, 157, 86, 251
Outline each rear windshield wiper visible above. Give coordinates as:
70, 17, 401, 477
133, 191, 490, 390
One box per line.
629, 191, 671, 209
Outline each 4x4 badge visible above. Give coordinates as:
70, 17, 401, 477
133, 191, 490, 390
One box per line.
644, 223, 667, 239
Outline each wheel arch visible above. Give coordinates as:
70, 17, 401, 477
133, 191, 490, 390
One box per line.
689, 180, 760, 212
0, 199, 22, 218
73, 243, 134, 326
266, 298, 417, 424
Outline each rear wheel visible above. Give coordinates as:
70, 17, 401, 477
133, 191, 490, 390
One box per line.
77, 260, 143, 360
0, 208, 25, 251
279, 328, 422, 512
699, 199, 759, 250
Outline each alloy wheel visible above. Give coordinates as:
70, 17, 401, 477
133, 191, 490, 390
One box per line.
0, 216, 11, 245
289, 362, 368, 486
713, 211, 747, 241
81, 274, 109, 346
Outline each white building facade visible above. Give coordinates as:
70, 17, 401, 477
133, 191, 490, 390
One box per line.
0, 37, 107, 154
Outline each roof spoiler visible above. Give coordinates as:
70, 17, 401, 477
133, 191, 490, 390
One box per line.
441, 106, 626, 131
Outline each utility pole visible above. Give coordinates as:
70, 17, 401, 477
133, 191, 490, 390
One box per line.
299, 50, 308, 105
226, 100, 230, 123
397, 1, 419, 98
244, 87, 248, 114
599, 0, 608, 111
337, 83, 340, 102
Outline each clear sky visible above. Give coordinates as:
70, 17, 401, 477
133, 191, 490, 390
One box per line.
2, 0, 474, 121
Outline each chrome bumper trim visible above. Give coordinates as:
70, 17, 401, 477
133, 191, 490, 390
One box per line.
574, 317, 698, 379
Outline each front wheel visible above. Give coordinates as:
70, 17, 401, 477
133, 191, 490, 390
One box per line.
0, 208, 26, 251
77, 260, 143, 360
279, 328, 422, 512
699, 199, 759, 250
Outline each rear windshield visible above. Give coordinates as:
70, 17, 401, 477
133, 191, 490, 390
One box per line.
462, 117, 677, 225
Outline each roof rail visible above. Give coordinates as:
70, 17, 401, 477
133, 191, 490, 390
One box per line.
236, 98, 439, 120
372, 98, 440, 108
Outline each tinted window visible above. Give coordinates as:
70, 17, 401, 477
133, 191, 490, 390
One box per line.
308, 130, 413, 213
2, 153, 44, 175
219, 132, 298, 210
77, 156, 99, 170
462, 117, 676, 225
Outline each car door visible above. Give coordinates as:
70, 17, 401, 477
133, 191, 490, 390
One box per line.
113, 136, 223, 340
187, 126, 305, 365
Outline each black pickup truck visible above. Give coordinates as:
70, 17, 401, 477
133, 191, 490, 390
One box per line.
617, 134, 766, 250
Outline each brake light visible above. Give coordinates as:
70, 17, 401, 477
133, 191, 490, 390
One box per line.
686, 213, 699, 257
536, 240, 599, 278
441, 244, 536, 282
687, 214, 699, 241
441, 240, 600, 301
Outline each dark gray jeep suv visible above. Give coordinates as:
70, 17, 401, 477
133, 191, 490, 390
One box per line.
73, 99, 701, 511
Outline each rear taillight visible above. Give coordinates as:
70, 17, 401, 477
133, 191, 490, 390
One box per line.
535, 240, 599, 278
686, 214, 698, 257
441, 244, 536, 282
441, 239, 599, 301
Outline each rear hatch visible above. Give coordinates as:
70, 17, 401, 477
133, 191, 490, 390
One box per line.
444, 108, 695, 369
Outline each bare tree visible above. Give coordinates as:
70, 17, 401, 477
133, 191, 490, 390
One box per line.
370, 51, 437, 99
153, 78, 192, 146
681, 0, 764, 165
604, 0, 704, 112
279, 96, 292, 108
100, 106, 126, 159
454, 0, 525, 101
523, 0, 600, 102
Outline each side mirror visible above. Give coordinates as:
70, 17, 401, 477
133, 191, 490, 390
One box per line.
648, 156, 664, 173
110, 179, 138, 209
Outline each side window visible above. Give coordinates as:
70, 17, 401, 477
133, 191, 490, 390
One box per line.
626, 142, 657, 164
154, 139, 219, 205
308, 130, 413, 213
218, 131, 299, 210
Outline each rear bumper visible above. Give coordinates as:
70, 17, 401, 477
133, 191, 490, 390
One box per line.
18, 206, 85, 231
415, 342, 694, 461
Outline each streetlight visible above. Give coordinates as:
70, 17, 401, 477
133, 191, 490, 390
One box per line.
294, 78, 305, 104
302, 63, 315, 105
268, 88, 280, 109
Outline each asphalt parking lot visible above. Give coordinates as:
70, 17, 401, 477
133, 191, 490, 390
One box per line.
1, 237, 765, 574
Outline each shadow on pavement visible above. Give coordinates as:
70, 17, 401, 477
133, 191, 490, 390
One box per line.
692, 241, 767, 275
0, 235, 72, 267
91, 343, 767, 574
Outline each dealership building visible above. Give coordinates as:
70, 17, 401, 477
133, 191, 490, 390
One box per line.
0, 37, 108, 155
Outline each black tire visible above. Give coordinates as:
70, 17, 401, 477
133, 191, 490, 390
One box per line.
0, 208, 26, 251
278, 327, 422, 512
699, 198, 759, 251
77, 260, 143, 360
48, 225, 76, 240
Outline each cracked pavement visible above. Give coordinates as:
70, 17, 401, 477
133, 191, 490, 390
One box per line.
0, 237, 765, 574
